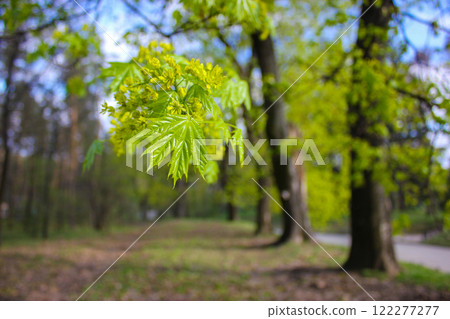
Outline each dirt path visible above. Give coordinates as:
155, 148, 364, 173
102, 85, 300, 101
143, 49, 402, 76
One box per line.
0, 221, 448, 301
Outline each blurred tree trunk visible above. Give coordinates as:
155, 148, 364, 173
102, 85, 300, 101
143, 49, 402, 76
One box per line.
0, 37, 20, 246
296, 164, 311, 237
173, 180, 188, 218
252, 33, 305, 244
6, 154, 17, 230
345, 0, 399, 275
255, 173, 271, 234
92, 203, 108, 231
446, 167, 450, 209
68, 94, 79, 227
391, 181, 406, 211
88, 156, 111, 231
219, 146, 238, 221
41, 117, 59, 238
291, 151, 312, 238
64, 65, 81, 228
55, 144, 66, 231
243, 108, 271, 234
226, 202, 238, 221
23, 153, 38, 236
140, 199, 148, 221
290, 125, 313, 240
90, 189, 109, 231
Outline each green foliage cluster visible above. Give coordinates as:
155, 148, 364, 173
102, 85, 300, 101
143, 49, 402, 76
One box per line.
176, 0, 273, 37
392, 213, 411, 235
286, 76, 351, 228
100, 42, 250, 184
1, 0, 51, 31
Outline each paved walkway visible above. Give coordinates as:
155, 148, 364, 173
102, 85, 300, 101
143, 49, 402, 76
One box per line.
316, 233, 450, 273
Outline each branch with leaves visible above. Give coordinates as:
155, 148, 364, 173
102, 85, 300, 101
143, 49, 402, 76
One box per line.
93, 42, 250, 185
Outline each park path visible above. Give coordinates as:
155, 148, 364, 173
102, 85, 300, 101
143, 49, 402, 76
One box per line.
316, 233, 450, 273
1, 221, 448, 300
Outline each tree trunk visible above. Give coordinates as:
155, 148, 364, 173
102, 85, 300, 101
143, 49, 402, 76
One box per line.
345, 169, 398, 274
290, 125, 313, 240
295, 156, 312, 238
227, 201, 238, 221
255, 173, 271, 234
345, 0, 399, 275
173, 180, 188, 218
219, 145, 238, 222
140, 199, 148, 222
0, 37, 20, 246
243, 108, 272, 234
93, 205, 107, 231
252, 33, 304, 244
23, 154, 38, 237
55, 147, 66, 231
65, 66, 81, 228
41, 118, 58, 239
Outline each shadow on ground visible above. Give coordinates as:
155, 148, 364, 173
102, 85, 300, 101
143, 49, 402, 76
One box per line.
0, 220, 448, 300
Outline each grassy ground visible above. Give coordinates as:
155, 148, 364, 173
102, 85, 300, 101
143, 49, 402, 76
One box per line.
0, 220, 448, 300
397, 263, 450, 291
0, 224, 140, 247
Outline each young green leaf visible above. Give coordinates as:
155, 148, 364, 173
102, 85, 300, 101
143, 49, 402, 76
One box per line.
82, 140, 104, 173
101, 62, 144, 92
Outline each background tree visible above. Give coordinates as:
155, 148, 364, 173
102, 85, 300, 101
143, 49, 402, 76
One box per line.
344, 0, 399, 275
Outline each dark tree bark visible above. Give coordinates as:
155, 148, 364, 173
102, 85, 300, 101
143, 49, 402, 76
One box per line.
23, 158, 37, 236
219, 145, 239, 222
140, 199, 149, 222
41, 117, 59, 239
345, 0, 399, 275
254, 173, 271, 234
92, 205, 108, 231
226, 201, 238, 221
0, 37, 20, 246
55, 146, 66, 231
252, 33, 306, 244
88, 156, 111, 231
173, 180, 188, 218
